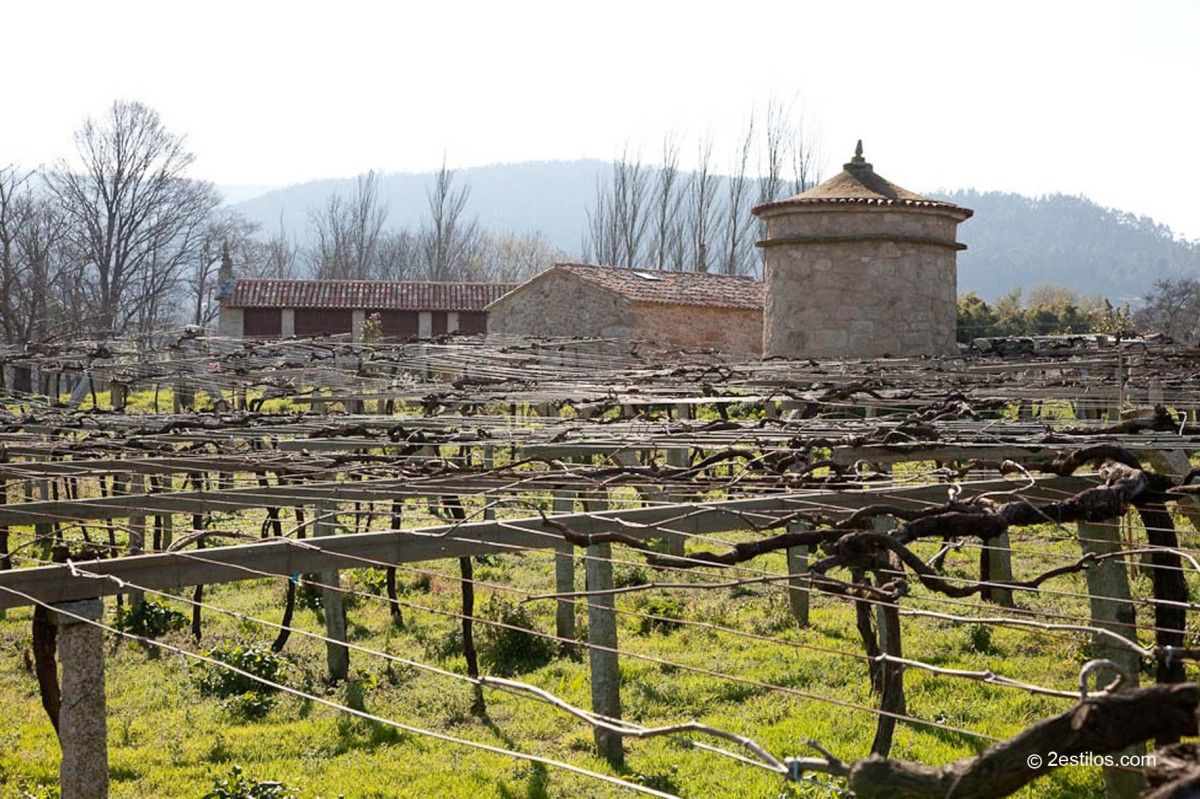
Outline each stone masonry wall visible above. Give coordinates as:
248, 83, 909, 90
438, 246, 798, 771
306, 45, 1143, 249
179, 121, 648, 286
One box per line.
218, 305, 243, 337
486, 270, 633, 339
760, 206, 961, 358
631, 303, 763, 357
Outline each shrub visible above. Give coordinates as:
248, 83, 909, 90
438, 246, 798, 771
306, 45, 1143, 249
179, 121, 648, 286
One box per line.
356, 568, 390, 596
297, 580, 323, 611
613, 563, 649, 589
413, 622, 463, 663
203, 765, 298, 799
966, 623, 996, 654
635, 595, 685, 636
113, 599, 187, 638
192, 641, 284, 720
477, 596, 556, 676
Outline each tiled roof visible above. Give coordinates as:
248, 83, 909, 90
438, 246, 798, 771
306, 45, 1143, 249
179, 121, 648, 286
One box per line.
517, 263, 764, 310
228, 279, 517, 311
753, 141, 973, 219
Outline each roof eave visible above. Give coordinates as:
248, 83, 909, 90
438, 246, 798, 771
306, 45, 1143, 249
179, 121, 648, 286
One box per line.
752, 197, 973, 220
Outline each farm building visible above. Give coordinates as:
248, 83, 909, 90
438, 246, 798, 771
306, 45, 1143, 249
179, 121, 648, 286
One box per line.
753, 141, 973, 359
486, 262, 765, 355
216, 276, 515, 340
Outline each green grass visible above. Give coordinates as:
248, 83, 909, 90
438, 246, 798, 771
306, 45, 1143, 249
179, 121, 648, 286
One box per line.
6, 499, 1195, 798
1, 425, 1196, 798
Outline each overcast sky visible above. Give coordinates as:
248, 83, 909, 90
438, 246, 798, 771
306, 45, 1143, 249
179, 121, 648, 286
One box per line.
3, 0, 1197, 239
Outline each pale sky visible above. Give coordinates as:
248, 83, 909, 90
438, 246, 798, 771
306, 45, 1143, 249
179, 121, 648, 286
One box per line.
3, 0, 1198, 239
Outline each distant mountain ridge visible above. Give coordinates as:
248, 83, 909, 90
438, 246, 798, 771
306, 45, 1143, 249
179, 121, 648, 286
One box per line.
230, 160, 1199, 303
232, 160, 608, 257
934, 189, 1199, 304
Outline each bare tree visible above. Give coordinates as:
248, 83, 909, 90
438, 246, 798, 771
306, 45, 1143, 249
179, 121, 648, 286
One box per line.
375, 229, 417, 281
0, 167, 72, 343
48, 100, 219, 337
0, 166, 32, 341
188, 209, 259, 327
614, 150, 650, 267
721, 118, 756, 275
651, 135, 685, 270
16, 193, 70, 342
757, 99, 789, 208
790, 111, 822, 195
418, 161, 480, 281
1134, 278, 1200, 343
584, 148, 653, 267
473, 231, 564, 282
583, 174, 618, 265
255, 214, 298, 280
308, 171, 388, 279
687, 137, 719, 273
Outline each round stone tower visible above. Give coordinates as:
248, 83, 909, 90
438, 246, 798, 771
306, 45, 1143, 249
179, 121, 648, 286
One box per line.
753, 142, 972, 359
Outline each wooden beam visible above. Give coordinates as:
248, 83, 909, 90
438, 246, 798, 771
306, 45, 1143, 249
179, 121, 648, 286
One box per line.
0, 476, 1097, 610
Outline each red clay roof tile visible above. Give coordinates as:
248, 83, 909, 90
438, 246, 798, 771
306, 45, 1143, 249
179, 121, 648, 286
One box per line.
753, 141, 973, 220
228, 279, 516, 311
545, 263, 764, 310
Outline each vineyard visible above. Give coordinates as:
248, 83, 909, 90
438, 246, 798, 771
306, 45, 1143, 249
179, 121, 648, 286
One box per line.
1, 332, 1199, 798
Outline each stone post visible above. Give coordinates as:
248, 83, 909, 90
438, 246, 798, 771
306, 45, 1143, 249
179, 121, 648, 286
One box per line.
662, 447, 689, 557
552, 492, 576, 641
784, 519, 810, 627
872, 515, 898, 672
586, 540, 622, 765
315, 501, 349, 682
1148, 377, 1164, 406
1110, 354, 1125, 422
68, 372, 93, 410
1077, 520, 1144, 798
981, 532, 1015, 608
482, 445, 497, 521
54, 598, 108, 799
126, 474, 146, 608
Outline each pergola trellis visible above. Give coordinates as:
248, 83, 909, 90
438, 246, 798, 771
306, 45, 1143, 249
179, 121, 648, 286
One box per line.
1, 331, 1200, 798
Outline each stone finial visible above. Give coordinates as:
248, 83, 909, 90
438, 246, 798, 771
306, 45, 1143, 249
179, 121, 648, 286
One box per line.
215, 240, 235, 302
220, 241, 233, 276
845, 139, 872, 172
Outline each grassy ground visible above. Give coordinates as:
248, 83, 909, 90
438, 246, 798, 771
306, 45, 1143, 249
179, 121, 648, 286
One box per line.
0, 393, 1194, 797
3, 491, 1194, 799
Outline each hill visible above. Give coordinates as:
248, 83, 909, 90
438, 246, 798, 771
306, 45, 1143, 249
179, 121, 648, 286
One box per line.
232, 160, 607, 257
231, 162, 1199, 303
937, 190, 1199, 304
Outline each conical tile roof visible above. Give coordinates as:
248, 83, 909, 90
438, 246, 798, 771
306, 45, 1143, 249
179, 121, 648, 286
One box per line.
752, 141, 972, 219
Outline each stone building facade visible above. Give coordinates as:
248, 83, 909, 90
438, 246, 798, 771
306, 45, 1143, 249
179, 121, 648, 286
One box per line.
752, 142, 972, 359
486, 263, 764, 356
